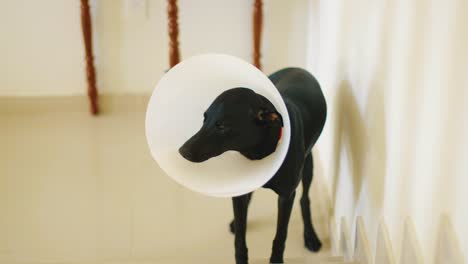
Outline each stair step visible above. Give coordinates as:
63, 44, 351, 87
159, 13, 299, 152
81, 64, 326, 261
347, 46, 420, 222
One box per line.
320, 261, 360, 264
320, 256, 345, 261
249, 255, 360, 264
318, 256, 361, 264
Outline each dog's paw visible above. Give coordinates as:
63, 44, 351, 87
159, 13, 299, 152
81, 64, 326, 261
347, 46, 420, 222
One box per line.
304, 235, 322, 252
269, 255, 284, 263
229, 220, 235, 234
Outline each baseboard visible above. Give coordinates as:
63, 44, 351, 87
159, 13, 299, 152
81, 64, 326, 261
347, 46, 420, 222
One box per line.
375, 219, 395, 264
400, 218, 423, 264
354, 217, 372, 264
435, 215, 465, 264
330, 215, 464, 264
329, 216, 340, 257
339, 217, 353, 261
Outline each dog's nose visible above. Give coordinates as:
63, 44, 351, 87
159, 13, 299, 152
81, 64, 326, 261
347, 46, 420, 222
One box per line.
179, 146, 195, 161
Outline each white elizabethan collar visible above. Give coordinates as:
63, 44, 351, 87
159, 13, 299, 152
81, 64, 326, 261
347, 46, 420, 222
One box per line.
145, 54, 291, 197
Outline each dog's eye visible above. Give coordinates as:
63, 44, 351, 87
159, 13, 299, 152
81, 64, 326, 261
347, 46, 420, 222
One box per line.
215, 121, 226, 130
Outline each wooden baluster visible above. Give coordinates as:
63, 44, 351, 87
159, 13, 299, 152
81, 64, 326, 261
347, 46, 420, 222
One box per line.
80, 0, 99, 115
168, 0, 181, 68
253, 0, 263, 70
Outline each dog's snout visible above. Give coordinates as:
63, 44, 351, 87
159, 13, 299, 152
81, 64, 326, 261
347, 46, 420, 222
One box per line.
179, 141, 213, 163
179, 145, 195, 161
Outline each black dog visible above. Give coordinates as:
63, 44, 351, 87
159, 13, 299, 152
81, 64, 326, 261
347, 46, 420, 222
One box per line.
179, 68, 327, 264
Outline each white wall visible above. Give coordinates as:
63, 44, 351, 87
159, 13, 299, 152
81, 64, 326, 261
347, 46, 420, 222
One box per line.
0, 0, 309, 96
1, 0, 86, 96
306, 0, 468, 262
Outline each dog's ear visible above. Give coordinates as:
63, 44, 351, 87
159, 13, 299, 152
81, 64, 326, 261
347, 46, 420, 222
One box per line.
255, 109, 283, 127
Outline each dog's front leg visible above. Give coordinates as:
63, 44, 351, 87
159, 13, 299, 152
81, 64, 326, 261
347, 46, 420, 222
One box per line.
232, 194, 250, 264
270, 191, 296, 263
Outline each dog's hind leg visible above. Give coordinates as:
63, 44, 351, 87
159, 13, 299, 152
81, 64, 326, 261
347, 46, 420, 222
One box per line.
232, 193, 251, 264
269, 190, 296, 263
301, 152, 322, 252
229, 192, 252, 234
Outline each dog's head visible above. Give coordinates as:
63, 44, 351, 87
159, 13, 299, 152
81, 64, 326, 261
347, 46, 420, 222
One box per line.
179, 87, 283, 163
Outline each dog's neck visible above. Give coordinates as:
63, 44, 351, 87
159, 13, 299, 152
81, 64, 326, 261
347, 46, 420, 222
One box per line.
240, 126, 282, 160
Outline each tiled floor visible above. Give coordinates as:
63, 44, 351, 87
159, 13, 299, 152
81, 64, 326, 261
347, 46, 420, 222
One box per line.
0, 97, 331, 263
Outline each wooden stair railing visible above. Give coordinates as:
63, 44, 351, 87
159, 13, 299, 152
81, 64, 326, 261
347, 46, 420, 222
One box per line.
168, 0, 181, 68
166, 0, 263, 70
80, 0, 99, 115
253, 0, 263, 70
